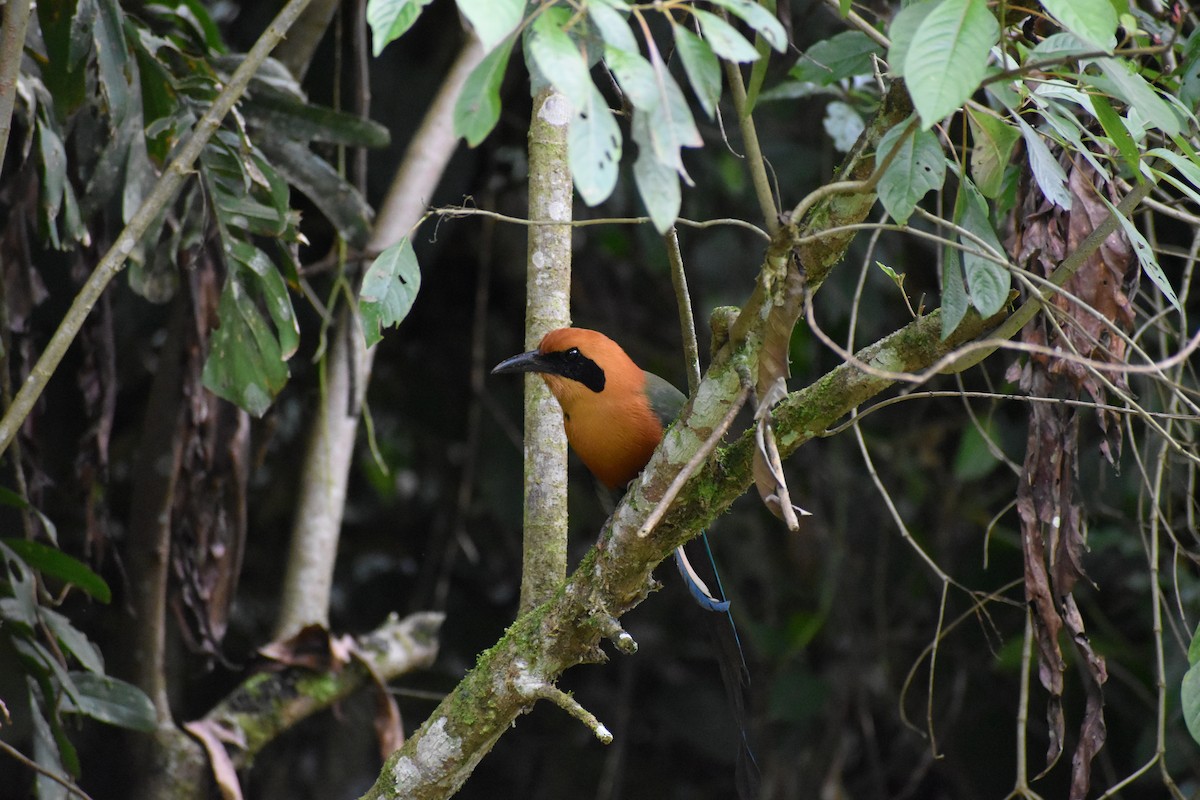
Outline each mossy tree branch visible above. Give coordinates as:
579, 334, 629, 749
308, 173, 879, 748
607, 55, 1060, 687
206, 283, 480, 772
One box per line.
354, 78, 1005, 800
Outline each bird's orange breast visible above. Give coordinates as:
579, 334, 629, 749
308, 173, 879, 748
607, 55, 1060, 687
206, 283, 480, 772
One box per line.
542, 371, 663, 490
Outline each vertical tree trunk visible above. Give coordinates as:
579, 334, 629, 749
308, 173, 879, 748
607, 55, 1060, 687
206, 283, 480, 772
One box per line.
518, 87, 573, 612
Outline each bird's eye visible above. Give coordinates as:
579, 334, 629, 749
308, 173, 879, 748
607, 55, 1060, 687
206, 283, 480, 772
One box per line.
565, 347, 581, 358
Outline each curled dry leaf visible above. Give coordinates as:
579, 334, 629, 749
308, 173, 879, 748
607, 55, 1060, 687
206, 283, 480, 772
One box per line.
258, 623, 355, 673
184, 718, 246, 800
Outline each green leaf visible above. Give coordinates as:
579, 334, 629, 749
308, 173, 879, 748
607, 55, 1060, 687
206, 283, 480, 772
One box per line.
673, 24, 721, 118
201, 247, 297, 417
1096, 194, 1181, 311
259, 138, 374, 249
965, 106, 1020, 198
953, 423, 1000, 480
957, 177, 1010, 316
94, 0, 133, 101
941, 249, 969, 338
39, 0, 89, 116
241, 84, 391, 148
62, 672, 158, 732
455, 36, 515, 146
707, 0, 788, 52
367, 0, 435, 55
29, 686, 72, 800
361, 238, 422, 348
1089, 92, 1140, 176
606, 42, 701, 177
1183, 659, 1200, 747
791, 31, 885, 86
1094, 58, 1182, 137
877, 119, 945, 223
37, 117, 68, 225
887, 0, 937, 81
903, 0, 999, 128
1039, 0, 1116, 49
456, 0, 524, 50
41, 609, 105, 674
1014, 114, 1072, 209
1188, 621, 1200, 666
1146, 147, 1200, 204
1, 538, 112, 603
525, 7, 595, 113
589, 2, 638, 53
570, 85, 622, 206
632, 113, 682, 233
0, 542, 39, 628
692, 9, 761, 63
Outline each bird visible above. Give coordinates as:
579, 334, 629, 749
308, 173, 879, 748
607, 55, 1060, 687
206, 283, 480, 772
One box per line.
490, 326, 729, 610
492, 326, 759, 797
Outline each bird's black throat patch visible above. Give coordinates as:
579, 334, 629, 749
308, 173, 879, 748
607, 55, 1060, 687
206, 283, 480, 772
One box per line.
542, 347, 606, 393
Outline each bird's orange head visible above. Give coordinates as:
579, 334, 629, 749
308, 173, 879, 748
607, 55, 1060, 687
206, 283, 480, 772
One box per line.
492, 327, 665, 489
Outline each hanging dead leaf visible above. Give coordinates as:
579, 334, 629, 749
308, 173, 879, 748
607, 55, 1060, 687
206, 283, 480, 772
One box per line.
258, 624, 354, 673
1006, 149, 1128, 800
184, 718, 246, 800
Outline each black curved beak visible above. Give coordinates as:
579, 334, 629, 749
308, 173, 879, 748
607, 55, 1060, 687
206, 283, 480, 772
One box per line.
491, 350, 550, 376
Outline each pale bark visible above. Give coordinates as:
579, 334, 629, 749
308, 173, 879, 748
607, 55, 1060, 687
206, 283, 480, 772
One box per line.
518, 87, 573, 612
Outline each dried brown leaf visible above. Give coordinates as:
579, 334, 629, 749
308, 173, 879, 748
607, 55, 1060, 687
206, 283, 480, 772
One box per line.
184, 719, 245, 800
259, 624, 352, 673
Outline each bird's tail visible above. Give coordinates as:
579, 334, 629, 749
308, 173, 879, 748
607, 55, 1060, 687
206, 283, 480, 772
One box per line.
674, 536, 759, 798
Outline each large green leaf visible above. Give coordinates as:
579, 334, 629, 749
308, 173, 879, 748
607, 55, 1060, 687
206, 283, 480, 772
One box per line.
260, 138, 373, 249
903, 0, 999, 128
791, 31, 885, 86
202, 241, 299, 417
1093, 58, 1183, 137
876, 119, 945, 224
606, 44, 702, 176
966, 106, 1020, 198
525, 7, 595, 114
673, 23, 721, 119
632, 113, 681, 233
361, 238, 422, 348
1, 538, 111, 603
589, 2, 638, 53
887, 0, 937, 78
456, 0, 524, 50
956, 177, 1010, 316
62, 673, 158, 732
1183, 625, 1200, 746
455, 36, 516, 146
367, 0, 435, 55
1014, 114, 1071, 209
941, 248, 969, 338
241, 83, 391, 148
1039, 0, 1116, 49
692, 8, 760, 63
707, 0, 788, 52
1096, 194, 1181, 311
570, 84, 622, 206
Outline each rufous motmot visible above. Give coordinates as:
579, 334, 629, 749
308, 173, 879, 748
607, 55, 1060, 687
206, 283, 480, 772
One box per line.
491, 326, 731, 610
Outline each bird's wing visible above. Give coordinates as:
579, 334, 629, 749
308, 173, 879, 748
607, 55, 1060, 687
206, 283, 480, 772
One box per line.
642, 370, 686, 429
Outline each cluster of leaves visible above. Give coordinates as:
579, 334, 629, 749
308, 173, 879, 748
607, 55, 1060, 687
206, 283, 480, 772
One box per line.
21, 0, 387, 416
3, 0, 396, 793
873, 0, 1186, 335
370, 0, 785, 232
0, 492, 155, 798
